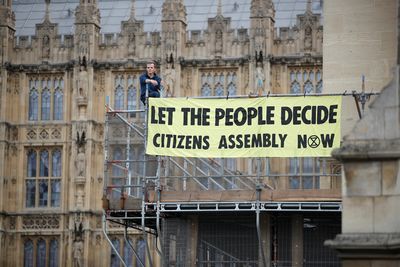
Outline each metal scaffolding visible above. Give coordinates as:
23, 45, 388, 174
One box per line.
101, 92, 376, 266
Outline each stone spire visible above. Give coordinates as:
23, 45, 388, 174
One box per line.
44, 0, 51, 23
0, 0, 15, 66
217, 0, 222, 17
75, 0, 100, 26
250, 0, 274, 18
129, 0, 136, 21
0, 0, 15, 28
121, 0, 144, 59
162, 0, 187, 23
306, 0, 312, 14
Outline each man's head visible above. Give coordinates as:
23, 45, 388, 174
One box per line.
146, 61, 156, 77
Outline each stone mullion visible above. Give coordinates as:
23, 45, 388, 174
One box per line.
49, 77, 54, 121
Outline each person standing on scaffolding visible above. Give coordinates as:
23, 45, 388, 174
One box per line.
140, 61, 162, 105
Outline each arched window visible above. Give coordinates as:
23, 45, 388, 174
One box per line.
136, 239, 146, 267
201, 73, 207, 85
39, 150, 49, 177
309, 71, 314, 81
304, 80, 314, 93
112, 147, 124, 177
127, 85, 137, 111
290, 81, 301, 94
227, 72, 236, 84
128, 148, 135, 174
112, 147, 124, 198
137, 146, 145, 178
288, 68, 322, 94
49, 239, 59, 267
290, 71, 295, 82
289, 157, 320, 189
26, 148, 62, 208
41, 88, 51, 120
227, 82, 236, 96
303, 71, 308, 82
217, 73, 224, 84
110, 238, 120, 267
27, 150, 37, 177
38, 179, 48, 207
201, 71, 237, 96
289, 158, 300, 189
316, 70, 323, 93
28, 76, 66, 121
316, 70, 322, 81
302, 157, 314, 189
36, 239, 46, 267
26, 180, 36, 207
51, 179, 60, 207
24, 239, 34, 267
215, 83, 224, 96
52, 149, 62, 177
296, 71, 301, 81
114, 85, 124, 110
207, 73, 213, 84
29, 88, 39, 121
124, 238, 134, 267
53, 86, 63, 120
201, 84, 211, 96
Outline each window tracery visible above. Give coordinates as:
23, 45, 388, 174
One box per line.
28, 76, 64, 121
200, 70, 237, 96
109, 236, 145, 267
113, 73, 141, 110
23, 237, 59, 267
25, 148, 62, 208
289, 68, 322, 94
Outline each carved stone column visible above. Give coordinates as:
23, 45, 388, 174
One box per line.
325, 71, 400, 265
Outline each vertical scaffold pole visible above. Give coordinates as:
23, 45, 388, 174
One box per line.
256, 158, 267, 267
155, 155, 163, 260
104, 97, 110, 203
126, 117, 132, 196
141, 86, 153, 266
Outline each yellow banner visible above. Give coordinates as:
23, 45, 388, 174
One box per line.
146, 96, 342, 158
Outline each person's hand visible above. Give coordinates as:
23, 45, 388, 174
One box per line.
147, 79, 158, 86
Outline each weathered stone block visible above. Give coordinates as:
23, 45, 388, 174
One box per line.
342, 197, 374, 233
384, 107, 400, 139
382, 160, 400, 195
344, 162, 381, 196
374, 195, 400, 233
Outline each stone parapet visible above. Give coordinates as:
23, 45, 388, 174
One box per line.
325, 233, 400, 259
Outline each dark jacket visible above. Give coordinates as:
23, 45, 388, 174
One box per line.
140, 72, 161, 105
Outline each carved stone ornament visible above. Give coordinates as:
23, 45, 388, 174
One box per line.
9, 216, 16, 230
22, 214, 60, 229
75, 147, 86, 178
27, 129, 37, 140
95, 233, 102, 246
39, 129, 49, 139
112, 127, 124, 138
51, 128, 61, 139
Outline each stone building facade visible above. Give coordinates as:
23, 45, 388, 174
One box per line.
0, 0, 364, 266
